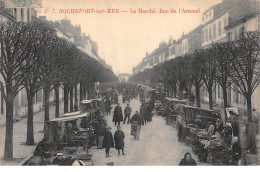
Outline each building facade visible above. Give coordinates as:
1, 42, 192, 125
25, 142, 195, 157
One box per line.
133, 0, 260, 114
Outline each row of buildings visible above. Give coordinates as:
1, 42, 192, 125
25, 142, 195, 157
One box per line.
133, 0, 260, 114
0, 0, 111, 118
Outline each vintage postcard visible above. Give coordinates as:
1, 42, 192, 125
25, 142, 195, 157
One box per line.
0, 0, 259, 167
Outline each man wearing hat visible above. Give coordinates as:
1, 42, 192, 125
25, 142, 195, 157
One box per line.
123, 104, 132, 124
113, 103, 123, 126
102, 126, 114, 158
114, 125, 125, 156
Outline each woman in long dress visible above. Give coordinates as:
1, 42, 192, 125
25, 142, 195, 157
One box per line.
130, 111, 142, 140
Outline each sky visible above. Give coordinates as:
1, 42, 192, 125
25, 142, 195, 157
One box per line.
41, 0, 222, 75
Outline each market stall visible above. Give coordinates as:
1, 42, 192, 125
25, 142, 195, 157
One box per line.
164, 97, 188, 125
180, 105, 228, 164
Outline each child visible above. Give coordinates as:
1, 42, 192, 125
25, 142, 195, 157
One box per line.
114, 125, 125, 156
102, 126, 114, 158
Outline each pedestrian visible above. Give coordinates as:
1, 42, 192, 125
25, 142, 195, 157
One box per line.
177, 115, 185, 142
130, 111, 142, 140
123, 103, 132, 124
223, 123, 233, 148
165, 105, 172, 125
229, 136, 241, 165
114, 92, 118, 104
52, 152, 64, 165
105, 98, 111, 115
113, 103, 123, 126
34, 138, 48, 159
232, 114, 239, 137
179, 152, 197, 166
206, 121, 215, 136
102, 126, 114, 158
140, 103, 148, 125
214, 119, 224, 143
114, 125, 125, 156
96, 115, 108, 149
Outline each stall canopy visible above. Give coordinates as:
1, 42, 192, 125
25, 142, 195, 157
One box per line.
49, 113, 88, 122
63, 111, 81, 117
81, 100, 92, 104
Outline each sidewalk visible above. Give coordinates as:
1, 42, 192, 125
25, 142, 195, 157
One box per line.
0, 101, 64, 165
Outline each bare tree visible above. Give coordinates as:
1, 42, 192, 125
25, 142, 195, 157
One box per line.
201, 49, 217, 110
228, 31, 260, 123
0, 22, 32, 160
20, 22, 56, 145
193, 50, 206, 108
213, 42, 234, 121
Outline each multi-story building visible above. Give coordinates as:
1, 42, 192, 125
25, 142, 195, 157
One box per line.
132, 40, 174, 74
181, 26, 202, 55
200, 0, 260, 113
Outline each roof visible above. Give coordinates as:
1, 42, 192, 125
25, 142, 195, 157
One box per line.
226, 11, 259, 29
202, 0, 259, 27
49, 113, 88, 122
182, 25, 202, 39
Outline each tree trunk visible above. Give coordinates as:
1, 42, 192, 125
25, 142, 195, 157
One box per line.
208, 87, 213, 110
43, 87, 50, 122
83, 83, 87, 99
80, 82, 83, 101
195, 84, 201, 108
86, 83, 90, 99
173, 83, 177, 97
64, 85, 69, 113
246, 95, 253, 123
4, 84, 14, 160
54, 84, 59, 118
222, 84, 228, 122
74, 84, 78, 111
26, 90, 34, 145
70, 87, 74, 112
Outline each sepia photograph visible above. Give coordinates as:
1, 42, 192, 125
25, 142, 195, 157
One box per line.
0, 0, 259, 167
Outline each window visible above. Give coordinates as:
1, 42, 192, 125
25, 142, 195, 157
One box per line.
209, 11, 211, 17
205, 28, 208, 42
201, 30, 204, 43
206, 14, 207, 19
218, 21, 221, 36
209, 26, 212, 41
213, 24, 216, 39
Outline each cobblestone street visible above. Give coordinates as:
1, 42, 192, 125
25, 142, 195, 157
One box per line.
90, 95, 200, 166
